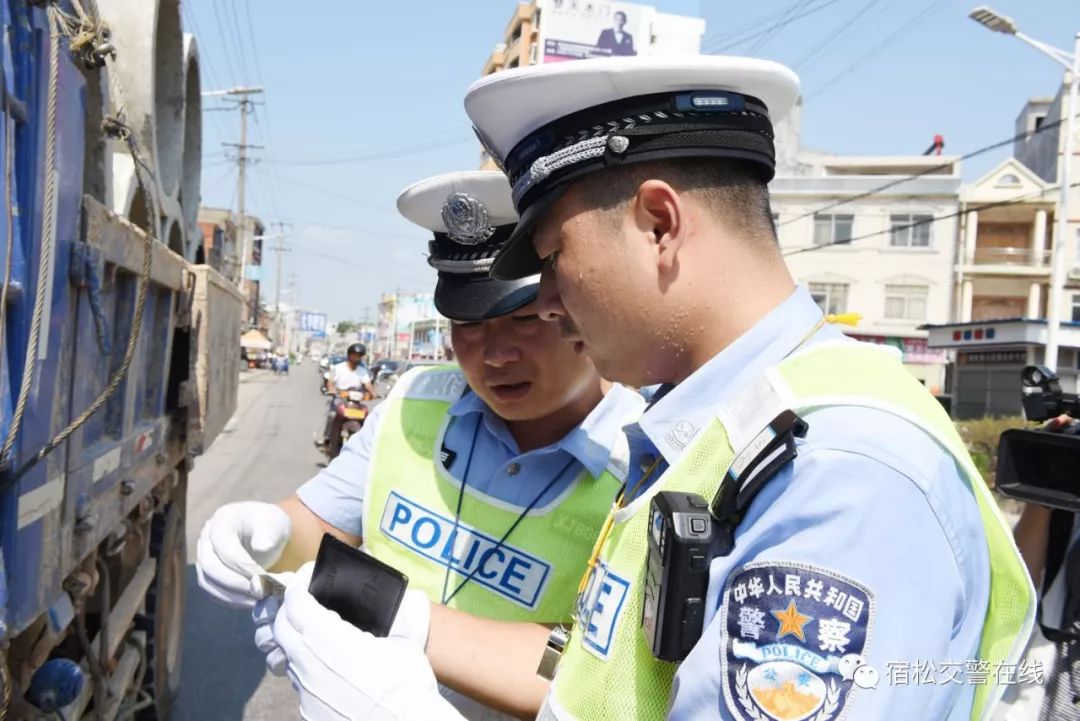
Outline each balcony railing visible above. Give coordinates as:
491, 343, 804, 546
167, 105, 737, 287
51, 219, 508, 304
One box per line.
972, 247, 1051, 266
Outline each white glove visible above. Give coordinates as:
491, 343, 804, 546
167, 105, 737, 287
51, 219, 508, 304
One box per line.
195, 501, 292, 609
273, 562, 463, 721
254, 556, 431, 676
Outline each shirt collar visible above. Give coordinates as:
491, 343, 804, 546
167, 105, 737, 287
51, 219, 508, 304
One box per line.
637, 284, 846, 464
448, 383, 644, 478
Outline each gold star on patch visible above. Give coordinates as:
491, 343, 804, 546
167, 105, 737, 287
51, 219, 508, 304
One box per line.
772, 600, 813, 642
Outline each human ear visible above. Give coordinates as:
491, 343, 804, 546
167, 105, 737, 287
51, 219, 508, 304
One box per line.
635, 179, 683, 273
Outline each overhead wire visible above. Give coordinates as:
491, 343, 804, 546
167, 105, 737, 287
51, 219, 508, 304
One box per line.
179, 3, 230, 141
209, 0, 242, 84
235, 1, 296, 242
253, 167, 399, 217
220, 0, 252, 83
705, 0, 844, 54
264, 133, 474, 166
778, 110, 1079, 227
703, 0, 836, 52
805, 0, 952, 100
783, 181, 1080, 257
747, 0, 815, 55
792, 0, 888, 70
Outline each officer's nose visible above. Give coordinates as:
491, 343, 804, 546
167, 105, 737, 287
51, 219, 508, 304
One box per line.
483, 334, 523, 367
536, 265, 566, 323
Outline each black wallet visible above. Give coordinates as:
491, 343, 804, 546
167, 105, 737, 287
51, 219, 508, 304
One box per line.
308, 534, 409, 637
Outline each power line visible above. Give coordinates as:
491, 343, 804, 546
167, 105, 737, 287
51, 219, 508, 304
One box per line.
264, 134, 474, 166
221, 0, 252, 83
783, 181, 1080, 258
805, 0, 951, 100
792, 0, 887, 70
778, 111, 1080, 227
209, 0, 242, 85
242, 0, 267, 86
233, 0, 290, 227
704, 0, 844, 54
747, 0, 814, 55
704, 0, 837, 52
180, 4, 231, 142
289, 239, 429, 283
253, 167, 400, 217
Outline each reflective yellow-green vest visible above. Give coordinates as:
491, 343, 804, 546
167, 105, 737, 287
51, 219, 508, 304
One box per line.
541, 341, 1035, 721
363, 365, 629, 623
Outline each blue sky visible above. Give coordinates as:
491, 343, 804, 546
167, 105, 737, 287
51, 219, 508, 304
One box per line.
188, 0, 1079, 321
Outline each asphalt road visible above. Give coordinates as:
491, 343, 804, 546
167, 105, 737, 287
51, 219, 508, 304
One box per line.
174, 363, 350, 720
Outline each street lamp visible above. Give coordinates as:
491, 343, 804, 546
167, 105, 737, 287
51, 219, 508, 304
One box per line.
970, 6, 1079, 371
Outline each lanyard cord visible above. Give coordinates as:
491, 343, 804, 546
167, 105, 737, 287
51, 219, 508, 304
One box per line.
575, 454, 664, 597
440, 414, 484, 605
440, 415, 581, 605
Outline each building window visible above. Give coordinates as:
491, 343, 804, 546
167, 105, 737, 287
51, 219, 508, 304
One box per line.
889, 214, 932, 247
813, 214, 853, 246
996, 173, 1021, 187
884, 284, 929, 321
1072, 293, 1080, 323
809, 283, 849, 315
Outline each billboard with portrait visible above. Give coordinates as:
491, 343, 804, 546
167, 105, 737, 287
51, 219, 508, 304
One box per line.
538, 0, 654, 63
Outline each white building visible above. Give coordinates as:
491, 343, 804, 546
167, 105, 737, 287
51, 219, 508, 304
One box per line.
922, 83, 1080, 418
772, 102, 961, 391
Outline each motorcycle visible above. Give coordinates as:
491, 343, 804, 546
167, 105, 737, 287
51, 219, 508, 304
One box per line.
325, 388, 374, 459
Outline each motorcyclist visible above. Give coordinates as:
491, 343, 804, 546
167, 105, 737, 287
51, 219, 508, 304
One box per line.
317, 343, 375, 455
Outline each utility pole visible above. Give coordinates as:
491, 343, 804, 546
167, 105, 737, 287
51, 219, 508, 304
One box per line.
206, 86, 264, 324
287, 271, 299, 307
390, 288, 400, 359
286, 271, 300, 354
270, 221, 293, 317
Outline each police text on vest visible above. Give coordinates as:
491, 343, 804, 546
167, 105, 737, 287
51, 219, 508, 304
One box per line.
380, 492, 553, 608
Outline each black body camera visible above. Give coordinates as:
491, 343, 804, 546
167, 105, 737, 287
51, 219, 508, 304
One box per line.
996, 366, 1080, 512
641, 410, 809, 662
642, 492, 719, 662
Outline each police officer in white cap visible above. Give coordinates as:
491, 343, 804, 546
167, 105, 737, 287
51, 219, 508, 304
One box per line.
268, 57, 1036, 721
465, 54, 1035, 721
197, 170, 643, 721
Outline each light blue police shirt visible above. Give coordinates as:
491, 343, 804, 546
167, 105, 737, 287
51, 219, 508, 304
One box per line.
608, 286, 990, 720
297, 382, 643, 538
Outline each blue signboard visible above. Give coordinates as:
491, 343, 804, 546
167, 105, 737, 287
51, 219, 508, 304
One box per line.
300, 312, 327, 333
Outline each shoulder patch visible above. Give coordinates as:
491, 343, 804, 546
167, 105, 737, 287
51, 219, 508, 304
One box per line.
720, 561, 876, 721
393, 367, 466, 402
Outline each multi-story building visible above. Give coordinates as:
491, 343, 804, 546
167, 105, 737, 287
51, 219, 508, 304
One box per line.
196, 207, 239, 281
197, 206, 264, 325
375, 291, 441, 360
409, 317, 453, 361
480, 0, 705, 168
772, 103, 961, 391
924, 83, 1080, 418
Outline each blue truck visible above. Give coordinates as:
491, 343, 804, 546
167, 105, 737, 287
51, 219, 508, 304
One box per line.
1, 1, 241, 719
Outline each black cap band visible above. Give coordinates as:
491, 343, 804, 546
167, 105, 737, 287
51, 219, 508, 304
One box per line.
427, 222, 538, 321
504, 90, 774, 216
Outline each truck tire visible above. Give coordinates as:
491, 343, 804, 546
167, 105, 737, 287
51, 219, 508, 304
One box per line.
138, 503, 185, 720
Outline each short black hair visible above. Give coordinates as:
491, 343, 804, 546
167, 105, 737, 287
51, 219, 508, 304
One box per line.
571, 158, 777, 247
613, 11, 627, 21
